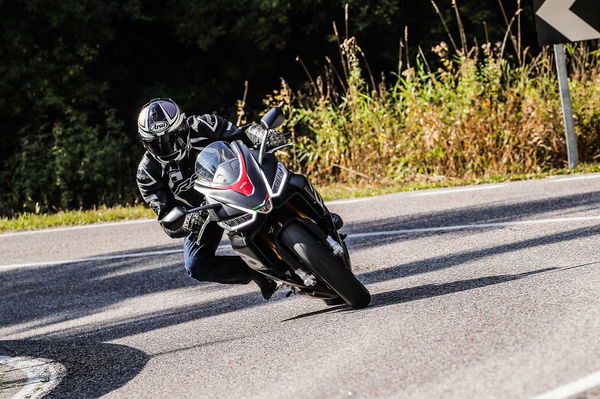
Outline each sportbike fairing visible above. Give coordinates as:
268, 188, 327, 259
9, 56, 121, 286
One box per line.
193, 141, 289, 231
195, 141, 252, 193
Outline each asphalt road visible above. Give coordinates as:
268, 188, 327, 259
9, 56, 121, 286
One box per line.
2, 174, 600, 398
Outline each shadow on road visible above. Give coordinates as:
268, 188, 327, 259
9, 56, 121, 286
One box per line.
357, 225, 600, 285
0, 340, 148, 399
2, 189, 600, 395
281, 304, 347, 322
2, 216, 600, 339
370, 267, 557, 309
343, 190, 600, 251
283, 266, 565, 320
5, 225, 596, 340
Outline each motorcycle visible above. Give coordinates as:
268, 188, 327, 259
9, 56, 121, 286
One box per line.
163, 107, 370, 309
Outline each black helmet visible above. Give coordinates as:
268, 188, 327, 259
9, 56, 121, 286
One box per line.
137, 98, 190, 164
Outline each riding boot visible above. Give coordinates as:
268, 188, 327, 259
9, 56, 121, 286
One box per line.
331, 213, 344, 230
251, 272, 278, 300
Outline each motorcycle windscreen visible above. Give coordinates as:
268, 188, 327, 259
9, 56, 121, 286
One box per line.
195, 141, 240, 185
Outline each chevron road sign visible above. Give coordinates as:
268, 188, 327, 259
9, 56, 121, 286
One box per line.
534, 0, 600, 45
532, 0, 600, 169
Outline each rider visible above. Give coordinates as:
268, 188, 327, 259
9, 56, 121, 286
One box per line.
136, 98, 288, 299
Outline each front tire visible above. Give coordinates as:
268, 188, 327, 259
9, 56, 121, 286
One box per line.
281, 223, 370, 309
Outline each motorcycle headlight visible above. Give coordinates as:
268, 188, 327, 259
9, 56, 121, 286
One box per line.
220, 213, 254, 229
256, 199, 272, 214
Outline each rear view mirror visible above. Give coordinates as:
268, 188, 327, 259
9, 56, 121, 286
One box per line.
162, 206, 186, 230
261, 107, 285, 130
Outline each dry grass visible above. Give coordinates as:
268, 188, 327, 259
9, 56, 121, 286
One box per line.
258, 9, 600, 186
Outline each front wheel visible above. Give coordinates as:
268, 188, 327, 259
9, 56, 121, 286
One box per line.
281, 223, 371, 309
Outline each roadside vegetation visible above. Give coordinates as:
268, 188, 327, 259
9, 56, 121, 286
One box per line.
2, 3, 599, 232
3, 162, 600, 232
257, 5, 600, 186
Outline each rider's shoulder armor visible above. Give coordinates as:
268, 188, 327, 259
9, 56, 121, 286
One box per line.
136, 153, 163, 193
136, 153, 173, 218
188, 114, 240, 142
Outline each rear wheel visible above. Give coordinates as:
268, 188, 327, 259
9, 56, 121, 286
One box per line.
323, 297, 345, 306
281, 223, 371, 309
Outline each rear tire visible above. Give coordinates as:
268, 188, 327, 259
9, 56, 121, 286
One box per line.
323, 297, 345, 306
281, 223, 370, 309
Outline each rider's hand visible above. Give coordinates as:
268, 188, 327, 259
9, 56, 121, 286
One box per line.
265, 129, 291, 149
182, 210, 206, 235
244, 124, 290, 149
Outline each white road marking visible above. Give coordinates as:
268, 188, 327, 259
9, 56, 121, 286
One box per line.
542, 173, 600, 182
347, 215, 600, 239
0, 244, 230, 269
0, 249, 183, 269
0, 218, 154, 238
326, 198, 372, 205
530, 370, 600, 399
2, 216, 600, 269
411, 184, 505, 197
407, 173, 600, 197
0, 355, 66, 399
2, 173, 600, 238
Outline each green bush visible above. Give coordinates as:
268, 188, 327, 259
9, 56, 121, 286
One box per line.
8, 109, 131, 213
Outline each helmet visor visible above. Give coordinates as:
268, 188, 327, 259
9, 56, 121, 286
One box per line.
143, 124, 189, 162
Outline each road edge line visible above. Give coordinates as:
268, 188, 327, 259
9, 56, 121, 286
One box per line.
3, 172, 600, 238
530, 370, 600, 399
3, 216, 600, 269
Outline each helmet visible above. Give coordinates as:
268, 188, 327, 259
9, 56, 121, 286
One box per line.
137, 98, 190, 165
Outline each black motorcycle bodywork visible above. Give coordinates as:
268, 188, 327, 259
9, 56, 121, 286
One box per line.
174, 109, 370, 308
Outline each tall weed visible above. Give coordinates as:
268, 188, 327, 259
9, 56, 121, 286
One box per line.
262, 33, 600, 185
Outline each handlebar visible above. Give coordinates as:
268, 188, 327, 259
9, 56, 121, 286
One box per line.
258, 128, 269, 165
267, 143, 294, 153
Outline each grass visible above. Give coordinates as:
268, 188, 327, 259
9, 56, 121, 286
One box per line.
2, 163, 600, 232
0, 205, 154, 232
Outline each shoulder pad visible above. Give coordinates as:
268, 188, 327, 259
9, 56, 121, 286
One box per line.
137, 153, 162, 186
193, 114, 220, 134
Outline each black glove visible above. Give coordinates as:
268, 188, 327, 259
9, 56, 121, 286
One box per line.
182, 210, 207, 235
265, 130, 291, 150
245, 124, 290, 150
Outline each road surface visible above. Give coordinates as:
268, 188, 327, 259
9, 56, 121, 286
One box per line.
2, 174, 600, 398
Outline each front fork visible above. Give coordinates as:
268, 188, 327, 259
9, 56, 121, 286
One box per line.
290, 174, 352, 269
289, 174, 341, 233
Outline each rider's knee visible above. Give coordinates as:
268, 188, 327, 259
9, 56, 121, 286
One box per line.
185, 256, 216, 281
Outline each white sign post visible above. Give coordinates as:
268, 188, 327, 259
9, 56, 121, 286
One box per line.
534, 0, 600, 169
